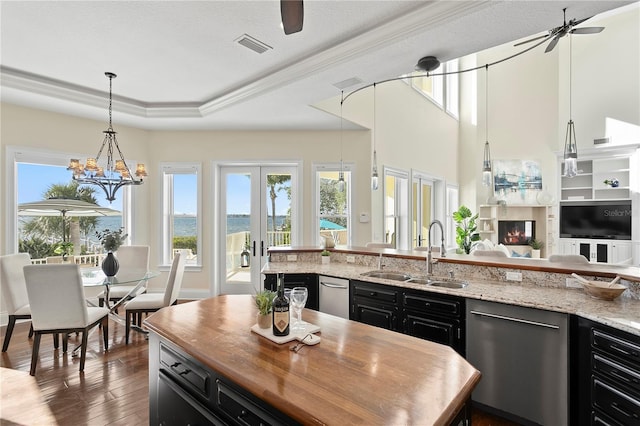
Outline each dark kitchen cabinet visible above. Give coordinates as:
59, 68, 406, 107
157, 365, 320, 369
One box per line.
350, 280, 401, 332
402, 290, 465, 356
575, 316, 640, 426
150, 337, 300, 426
264, 273, 319, 311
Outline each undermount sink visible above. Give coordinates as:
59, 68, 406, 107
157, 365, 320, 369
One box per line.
361, 271, 412, 281
427, 280, 468, 289
406, 277, 431, 285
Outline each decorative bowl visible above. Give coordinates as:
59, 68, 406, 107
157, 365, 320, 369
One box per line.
582, 281, 626, 301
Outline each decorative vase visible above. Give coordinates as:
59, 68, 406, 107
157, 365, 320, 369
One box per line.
101, 252, 119, 277
256, 312, 271, 329
321, 256, 330, 264
531, 249, 541, 259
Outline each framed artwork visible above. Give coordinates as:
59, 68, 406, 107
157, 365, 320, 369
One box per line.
493, 160, 542, 204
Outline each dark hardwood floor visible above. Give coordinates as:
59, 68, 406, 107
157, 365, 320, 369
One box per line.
1, 319, 520, 425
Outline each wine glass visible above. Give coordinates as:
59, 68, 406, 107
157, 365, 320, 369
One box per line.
289, 287, 308, 334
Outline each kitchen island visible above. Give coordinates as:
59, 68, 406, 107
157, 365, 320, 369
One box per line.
145, 295, 481, 425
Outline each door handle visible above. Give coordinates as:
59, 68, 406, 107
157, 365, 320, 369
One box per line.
320, 282, 348, 289
252, 241, 256, 256
469, 310, 560, 329
261, 240, 264, 256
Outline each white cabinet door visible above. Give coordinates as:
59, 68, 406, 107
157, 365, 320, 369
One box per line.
558, 239, 578, 255
610, 241, 633, 265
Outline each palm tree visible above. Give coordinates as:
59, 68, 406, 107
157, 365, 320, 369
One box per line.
267, 175, 291, 234
22, 182, 99, 254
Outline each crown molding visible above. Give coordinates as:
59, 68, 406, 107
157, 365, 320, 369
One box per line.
1, 2, 491, 122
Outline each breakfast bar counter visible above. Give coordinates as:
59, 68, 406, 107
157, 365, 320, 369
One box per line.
145, 295, 481, 425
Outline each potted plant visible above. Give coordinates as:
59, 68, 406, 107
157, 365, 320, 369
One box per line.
96, 228, 128, 277
321, 249, 331, 264
453, 205, 480, 254
529, 238, 544, 258
254, 290, 276, 329
53, 241, 74, 262
603, 178, 619, 188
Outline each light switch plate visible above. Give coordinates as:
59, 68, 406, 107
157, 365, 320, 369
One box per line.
506, 271, 522, 282
286, 254, 297, 261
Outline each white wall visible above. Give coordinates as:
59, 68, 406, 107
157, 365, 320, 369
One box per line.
465, 3, 639, 212
1, 104, 370, 293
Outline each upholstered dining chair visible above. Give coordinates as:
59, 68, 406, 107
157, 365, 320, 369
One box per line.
23, 264, 109, 375
123, 251, 186, 344
98, 245, 150, 308
1, 253, 33, 351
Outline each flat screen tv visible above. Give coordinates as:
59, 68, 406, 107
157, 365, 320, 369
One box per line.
559, 201, 632, 240
498, 220, 535, 245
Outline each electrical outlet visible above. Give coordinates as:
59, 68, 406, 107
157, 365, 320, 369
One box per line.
346, 255, 356, 263
286, 254, 297, 261
566, 277, 582, 288
506, 271, 522, 282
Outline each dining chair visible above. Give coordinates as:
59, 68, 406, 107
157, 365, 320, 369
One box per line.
98, 245, 150, 308
548, 254, 589, 264
23, 264, 109, 375
1, 253, 33, 351
123, 251, 186, 344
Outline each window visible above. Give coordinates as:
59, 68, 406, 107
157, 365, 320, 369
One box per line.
161, 163, 201, 268
383, 167, 409, 249
404, 58, 459, 119
7, 146, 128, 257
445, 59, 459, 118
314, 163, 352, 247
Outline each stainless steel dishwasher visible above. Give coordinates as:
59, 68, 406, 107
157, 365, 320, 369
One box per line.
466, 299, 568, 425
318, 275, 350, 319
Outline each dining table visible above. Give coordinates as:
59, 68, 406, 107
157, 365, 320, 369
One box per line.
76, 267, 160, 352
80, 267, 160, 313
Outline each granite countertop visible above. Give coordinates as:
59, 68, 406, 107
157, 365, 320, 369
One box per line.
262, 261, 640, 337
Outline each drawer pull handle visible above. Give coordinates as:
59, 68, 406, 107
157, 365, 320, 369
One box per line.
610, 402, 636, 419
610, 344, 638, 358
178, 369, 191, 376
370, 292, 377, 297
609, 369, 638, 385
424, 302, 430, 307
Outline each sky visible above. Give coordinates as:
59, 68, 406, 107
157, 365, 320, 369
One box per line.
18, 164, 291, 215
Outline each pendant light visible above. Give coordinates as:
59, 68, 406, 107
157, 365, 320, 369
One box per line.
337, 91, 345, 193
371, 83, 379, 191
563, 35, 578, 178
482, 65, 492, 187
68, 72, 147, 202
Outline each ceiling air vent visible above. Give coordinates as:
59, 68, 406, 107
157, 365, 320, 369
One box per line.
333, 77, 363, 90
235, 34, 273, 54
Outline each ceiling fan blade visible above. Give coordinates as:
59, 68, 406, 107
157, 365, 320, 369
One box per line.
571, 26, 604, 35
545, 36, 560, 53
281, 0, 303, 35
514, 33, 549, 47
570, 16, 593, 27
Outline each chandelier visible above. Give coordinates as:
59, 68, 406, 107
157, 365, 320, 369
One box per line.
68, 72, 146, 202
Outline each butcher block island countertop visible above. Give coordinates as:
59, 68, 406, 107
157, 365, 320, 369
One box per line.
145, 295, 481, 426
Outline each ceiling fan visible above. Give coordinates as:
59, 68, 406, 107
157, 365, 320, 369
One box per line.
281, 0, 304, 35
515, 8, 604, 53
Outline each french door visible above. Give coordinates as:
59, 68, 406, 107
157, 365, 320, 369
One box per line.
412, 174, 434, 249
219, 165, 298, 294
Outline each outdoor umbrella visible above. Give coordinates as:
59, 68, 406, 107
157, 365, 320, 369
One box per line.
18, 198, 121, 242
320, 218, 346, 230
